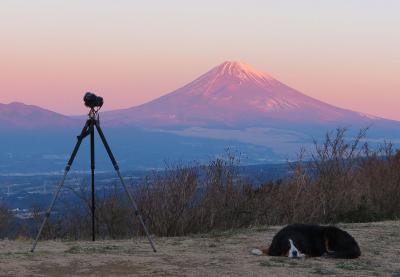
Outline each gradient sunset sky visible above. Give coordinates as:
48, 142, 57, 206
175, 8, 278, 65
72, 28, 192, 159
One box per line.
1, 0, 399, 119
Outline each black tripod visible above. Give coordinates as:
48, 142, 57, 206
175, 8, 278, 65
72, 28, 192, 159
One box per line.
30, 107, 156, 253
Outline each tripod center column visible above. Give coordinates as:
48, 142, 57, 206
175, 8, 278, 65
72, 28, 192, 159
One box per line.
90, 120, 96, 241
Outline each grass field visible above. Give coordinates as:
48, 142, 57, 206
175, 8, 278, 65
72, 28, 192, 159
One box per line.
1, 221, 400, 276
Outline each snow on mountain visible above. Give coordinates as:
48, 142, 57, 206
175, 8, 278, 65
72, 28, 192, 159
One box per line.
103, 61, 386, 128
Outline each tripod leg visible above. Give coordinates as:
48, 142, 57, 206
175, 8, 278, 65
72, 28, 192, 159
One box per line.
30, 121, 90, 252
95, 122, 157, 252
30, 170, 68, 252
90, 123, 96, 241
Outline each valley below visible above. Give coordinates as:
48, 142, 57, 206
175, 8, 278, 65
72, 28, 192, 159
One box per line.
0, 163, 289, 221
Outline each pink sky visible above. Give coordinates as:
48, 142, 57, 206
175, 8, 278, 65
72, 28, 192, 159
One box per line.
0, 1, 399, 119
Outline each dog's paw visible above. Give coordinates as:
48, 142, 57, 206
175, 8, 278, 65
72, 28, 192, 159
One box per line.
251, 249, 263, 256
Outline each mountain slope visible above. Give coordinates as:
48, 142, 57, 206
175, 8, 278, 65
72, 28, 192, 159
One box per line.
103, 61, 387, 128
0, 102, 77, 129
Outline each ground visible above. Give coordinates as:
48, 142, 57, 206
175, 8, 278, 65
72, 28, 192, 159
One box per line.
1, 221, 400, 276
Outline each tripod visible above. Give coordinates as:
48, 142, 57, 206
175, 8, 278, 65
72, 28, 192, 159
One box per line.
30, 108, 156, 253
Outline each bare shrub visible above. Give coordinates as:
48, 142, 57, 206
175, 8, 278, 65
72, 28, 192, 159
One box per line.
135, 164, 199, 236
356, 143, 400, 220
196, 154, 254, 231
0, 204, 12, 236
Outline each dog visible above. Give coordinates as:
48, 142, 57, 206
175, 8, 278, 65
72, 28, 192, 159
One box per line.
251, 224, 361, 259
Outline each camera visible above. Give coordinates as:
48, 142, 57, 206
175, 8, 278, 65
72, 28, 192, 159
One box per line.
84, 92, 103, 108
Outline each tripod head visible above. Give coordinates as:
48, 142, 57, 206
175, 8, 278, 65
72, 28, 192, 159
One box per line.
88, 107, 100, 121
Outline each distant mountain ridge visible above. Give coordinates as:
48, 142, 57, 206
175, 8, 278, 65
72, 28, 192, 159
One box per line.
0, 102, 76, 129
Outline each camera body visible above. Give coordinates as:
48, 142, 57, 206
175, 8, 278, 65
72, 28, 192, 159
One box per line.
84, 92, 103, 108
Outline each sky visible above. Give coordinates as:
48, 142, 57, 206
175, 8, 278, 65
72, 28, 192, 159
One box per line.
0, 0, 399, 119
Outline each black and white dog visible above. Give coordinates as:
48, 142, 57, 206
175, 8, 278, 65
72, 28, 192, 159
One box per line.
252, 224, 361, 259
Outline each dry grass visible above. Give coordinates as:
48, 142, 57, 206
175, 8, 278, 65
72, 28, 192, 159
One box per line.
1, 221, 400, 276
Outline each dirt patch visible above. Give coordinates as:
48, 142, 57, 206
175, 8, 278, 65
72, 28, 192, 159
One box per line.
1, 221, 400, 276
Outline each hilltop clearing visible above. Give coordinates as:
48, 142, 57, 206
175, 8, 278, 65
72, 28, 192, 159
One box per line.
1, 221, 399, 276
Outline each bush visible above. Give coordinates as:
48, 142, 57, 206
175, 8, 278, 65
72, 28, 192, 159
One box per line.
0, 204, 12, 236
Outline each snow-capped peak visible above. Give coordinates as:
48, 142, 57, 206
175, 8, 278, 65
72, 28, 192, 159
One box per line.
210, 61, 274, 85
180, 60, 278, 96
213, 60, 274, 82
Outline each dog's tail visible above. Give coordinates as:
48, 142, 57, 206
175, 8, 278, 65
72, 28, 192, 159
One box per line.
251, 247, 269, 256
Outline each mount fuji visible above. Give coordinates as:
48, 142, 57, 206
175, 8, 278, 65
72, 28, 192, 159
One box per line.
97, 61, 400, 157
102, 61, 393, 130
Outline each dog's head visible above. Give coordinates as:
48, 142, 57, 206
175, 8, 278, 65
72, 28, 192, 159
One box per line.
287, 239, 305, 258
